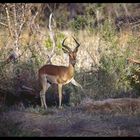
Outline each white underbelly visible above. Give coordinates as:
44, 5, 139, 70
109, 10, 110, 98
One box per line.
45, 74, 73, 85
46, 74, 58, 84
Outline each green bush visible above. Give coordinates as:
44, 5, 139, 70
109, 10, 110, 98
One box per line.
69, 15, 88, 31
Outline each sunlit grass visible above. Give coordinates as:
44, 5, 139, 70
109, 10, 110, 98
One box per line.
0, 21, 140, 108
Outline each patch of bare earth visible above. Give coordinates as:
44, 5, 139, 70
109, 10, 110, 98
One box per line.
1, 98, 140, 136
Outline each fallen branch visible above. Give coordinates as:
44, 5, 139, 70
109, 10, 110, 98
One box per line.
127, 58, 140, 64
0, 22, 8, 27
80, 98, 140, 113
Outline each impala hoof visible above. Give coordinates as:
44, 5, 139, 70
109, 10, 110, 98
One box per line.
59, 106, 63, 109
41, 105, 47, 110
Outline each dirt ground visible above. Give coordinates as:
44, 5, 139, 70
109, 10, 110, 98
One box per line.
1, 98, 140, 137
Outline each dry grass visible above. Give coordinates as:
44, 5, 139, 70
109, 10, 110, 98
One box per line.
0, 18, 140, 137
1, 97, 140, 136
80, 97, 140, 115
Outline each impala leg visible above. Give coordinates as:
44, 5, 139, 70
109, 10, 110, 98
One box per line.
39, 75, 49, 109
58, 84, 62, 109
40, 86, 48, 109
40, 91, 44, 107
53, 84, 58, 105
70, 78, 84, 92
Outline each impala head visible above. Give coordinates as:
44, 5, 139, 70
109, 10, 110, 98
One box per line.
62, 37, 80, 66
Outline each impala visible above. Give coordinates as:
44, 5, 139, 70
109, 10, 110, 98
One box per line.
38, 37, 83, 109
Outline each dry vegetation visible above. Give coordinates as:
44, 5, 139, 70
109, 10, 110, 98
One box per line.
0, 3, 140, 137
1, 98, 140, 136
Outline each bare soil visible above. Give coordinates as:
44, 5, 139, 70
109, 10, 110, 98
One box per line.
1, 98, 140, 137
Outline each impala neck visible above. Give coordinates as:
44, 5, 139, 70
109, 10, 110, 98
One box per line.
68, 59, 75, 78
69, 58, 76, 67
68, 63, 75, 79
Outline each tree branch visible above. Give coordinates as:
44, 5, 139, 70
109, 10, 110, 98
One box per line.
47, 13, 56, 64
5, 4, 13, 38
127, 58, 140, 64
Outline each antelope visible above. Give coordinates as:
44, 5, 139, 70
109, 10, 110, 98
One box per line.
38, 37, 83, 109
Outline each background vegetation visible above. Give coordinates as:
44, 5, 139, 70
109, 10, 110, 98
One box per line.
0, 3, 140, 136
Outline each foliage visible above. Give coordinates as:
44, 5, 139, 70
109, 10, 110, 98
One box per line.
69, 15, 88, 31
0, 4, 140, 137
129, 66, 140, 91
0, 3, 140, 109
